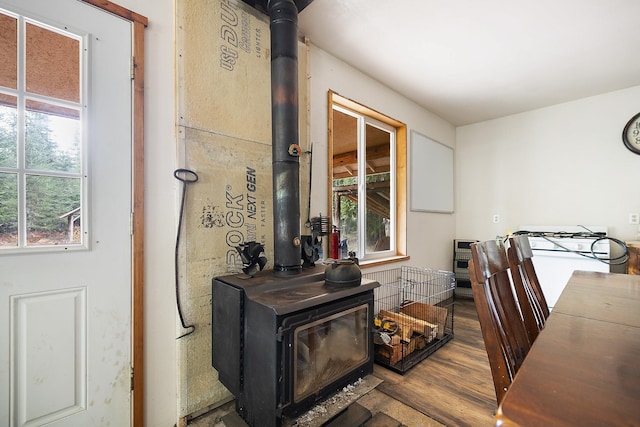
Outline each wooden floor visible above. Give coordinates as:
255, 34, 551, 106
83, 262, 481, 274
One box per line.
365, 298, 497, 427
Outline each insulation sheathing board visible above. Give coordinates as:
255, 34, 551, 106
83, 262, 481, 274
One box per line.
183, 127, 273, 283
176, 0, 310, 418
178, 128, 273, 415
178, 0, 271, 142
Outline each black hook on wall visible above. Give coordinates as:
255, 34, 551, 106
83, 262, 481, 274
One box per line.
174, 168, 199, 339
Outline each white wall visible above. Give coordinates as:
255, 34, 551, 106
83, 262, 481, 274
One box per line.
456, 85, 640, 272
307, 44, 457, 272
111, 0, 178, 425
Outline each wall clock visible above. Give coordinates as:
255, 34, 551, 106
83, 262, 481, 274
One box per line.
623, 112, 640, 155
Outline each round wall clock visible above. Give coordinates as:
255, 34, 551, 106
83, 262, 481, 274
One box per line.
622, 112, 640, 155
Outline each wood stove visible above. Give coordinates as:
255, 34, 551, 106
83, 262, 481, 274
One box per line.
212, 268, 379, 427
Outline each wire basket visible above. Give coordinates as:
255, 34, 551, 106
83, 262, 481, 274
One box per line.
363, 266, 455, 373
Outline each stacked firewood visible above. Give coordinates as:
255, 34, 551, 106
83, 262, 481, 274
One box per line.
374, 302, 448, 365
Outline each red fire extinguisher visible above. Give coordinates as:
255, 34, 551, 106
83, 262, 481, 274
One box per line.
331, 227, 340, 259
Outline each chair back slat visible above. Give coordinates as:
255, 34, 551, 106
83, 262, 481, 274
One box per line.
469, 239, 531, 404
507, 235, 550, 343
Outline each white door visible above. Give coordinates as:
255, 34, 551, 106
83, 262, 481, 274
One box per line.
0, 1, 132, 426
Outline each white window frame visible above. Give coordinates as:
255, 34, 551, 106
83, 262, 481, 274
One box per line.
0, 9, 89, 254
331, 104, 397, 262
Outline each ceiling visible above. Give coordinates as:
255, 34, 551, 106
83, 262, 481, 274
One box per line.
297, 0, 640, 126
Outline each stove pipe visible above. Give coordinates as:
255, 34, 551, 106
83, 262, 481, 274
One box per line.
269, 0, 302, 275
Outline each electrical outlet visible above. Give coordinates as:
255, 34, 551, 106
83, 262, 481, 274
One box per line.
492, 214, 500, 224
630, 213, 640, 225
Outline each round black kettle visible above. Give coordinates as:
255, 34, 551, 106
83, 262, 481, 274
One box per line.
324, 256, 362, 287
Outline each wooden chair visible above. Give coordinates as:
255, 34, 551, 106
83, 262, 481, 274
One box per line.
468, 239, 531, 404
507, 234, 550, 343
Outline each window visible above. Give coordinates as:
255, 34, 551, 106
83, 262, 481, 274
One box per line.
0, 10, 86, 251
328, 91, 407, 263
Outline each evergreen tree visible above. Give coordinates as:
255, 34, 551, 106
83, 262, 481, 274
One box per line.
0, 106, 18, 234
0, 106, 81, 238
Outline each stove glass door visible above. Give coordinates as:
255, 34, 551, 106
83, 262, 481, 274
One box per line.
293, 303, 369, 402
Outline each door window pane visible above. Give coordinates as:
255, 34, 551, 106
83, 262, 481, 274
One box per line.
26, 175, 81, 245
0, 94, 17, 168
0, 12, 17, 90
25, 101, 80, 173
0, 172, 18, 247
26, 22, 80, 102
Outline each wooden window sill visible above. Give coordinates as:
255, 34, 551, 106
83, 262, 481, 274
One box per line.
359, 255, 410, 269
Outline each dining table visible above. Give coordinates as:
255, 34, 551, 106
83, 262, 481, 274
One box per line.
494, 270, 640, 427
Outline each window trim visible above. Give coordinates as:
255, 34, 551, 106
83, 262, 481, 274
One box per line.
328, 91, 408, 267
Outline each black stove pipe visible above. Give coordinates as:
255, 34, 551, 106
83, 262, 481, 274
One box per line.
269, 0, 302, 275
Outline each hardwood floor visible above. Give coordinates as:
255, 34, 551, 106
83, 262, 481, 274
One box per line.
364, 298, 497, 426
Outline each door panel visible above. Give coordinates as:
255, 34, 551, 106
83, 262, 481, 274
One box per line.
0, 1, 132, 426
11, 288, 87, 425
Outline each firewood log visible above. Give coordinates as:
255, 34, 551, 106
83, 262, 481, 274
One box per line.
379, 310, 438, 342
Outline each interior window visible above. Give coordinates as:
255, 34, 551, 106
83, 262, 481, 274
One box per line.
329, 91, 407, 263
0, 10, 85, 251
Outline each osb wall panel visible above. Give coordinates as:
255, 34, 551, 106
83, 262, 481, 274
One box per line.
176, 0, 310, 418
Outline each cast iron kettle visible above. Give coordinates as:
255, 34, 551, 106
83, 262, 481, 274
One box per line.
324, 254, 362, 287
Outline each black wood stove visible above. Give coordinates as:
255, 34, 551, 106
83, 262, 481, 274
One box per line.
212, 269, 378, 426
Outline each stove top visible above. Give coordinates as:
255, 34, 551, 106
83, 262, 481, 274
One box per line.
215, 266, 379, 315
523, 231, 605, 239
518, 225, 607, 238
518, 225, 609, 255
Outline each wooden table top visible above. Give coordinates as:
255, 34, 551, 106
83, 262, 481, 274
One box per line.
494, 271, 640, 427
553, 270, 640, 328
